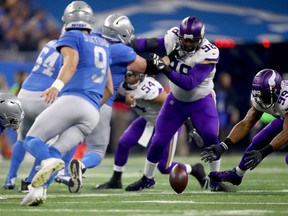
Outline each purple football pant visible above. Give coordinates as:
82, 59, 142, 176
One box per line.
114, 116, 181, 174
238, 118, 283, 170
147, 93, 220, 164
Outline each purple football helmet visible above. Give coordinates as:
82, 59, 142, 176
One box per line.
252, 69, 282, 109
179, 16, 205, 54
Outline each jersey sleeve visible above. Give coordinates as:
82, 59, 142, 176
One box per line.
198, 39, 220, 64
110, 44, 136, 64
278, 81, 288, 114
56, 30, 81, 53
164, 27, 180, 55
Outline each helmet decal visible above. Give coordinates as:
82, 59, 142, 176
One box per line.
252, 69, 282, 109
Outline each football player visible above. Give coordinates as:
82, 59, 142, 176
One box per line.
126, 16, 232, 192
201, 69, 288, 186
95, 71, 209, 190
55, 14, 161, 193
21, 1, 112, 206
2, 39, 62, 191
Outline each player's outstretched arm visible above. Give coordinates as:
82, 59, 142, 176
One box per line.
201, 107, 263, 163
245, 113, 288, 170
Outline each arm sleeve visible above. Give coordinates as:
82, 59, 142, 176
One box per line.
130, 37, 165, 52
165, 64, 214, 91
114, 93, 126, 103
114, 83, 126, 102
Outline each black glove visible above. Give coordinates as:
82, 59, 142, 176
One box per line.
200, 143, 226, 163
187, 128, 204, 148
167, 47, 180, 62
150, 53, 173, 74
145, 54, 161, 75
244, 150, 263, 170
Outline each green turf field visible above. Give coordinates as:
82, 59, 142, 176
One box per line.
0, 153, 288, 216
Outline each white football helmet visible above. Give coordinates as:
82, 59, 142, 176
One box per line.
0, 93, 24, 130
125, 71, 145, 89
102, 14, 135, 44
62, 1, 95, 31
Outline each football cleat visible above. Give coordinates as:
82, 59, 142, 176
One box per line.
19, 179, 31, 193
125, 175, 155, 191
209, 168, 243, 186
95, 180, 122, 189
68, 159, 83, 193
190, 163, 209, 189
210, 179, 236, 192
21, 186, 46, 206
2, 176, 16, 190
32, 158, 64, 188
54, 175, 71, 187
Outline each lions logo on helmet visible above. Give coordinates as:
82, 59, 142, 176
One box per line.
0, 93, 25, 130
102, 14, 135, 44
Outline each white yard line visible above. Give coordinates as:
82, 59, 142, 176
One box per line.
0, 208, 286, 216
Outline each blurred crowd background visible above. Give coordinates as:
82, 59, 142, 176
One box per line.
0, 0, 287, 159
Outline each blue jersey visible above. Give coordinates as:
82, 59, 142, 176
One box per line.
22, 40, 62, 91
56, 30, 111, 110
105, 43, 136, 106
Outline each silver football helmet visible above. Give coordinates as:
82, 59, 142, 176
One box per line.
102, 14, 135, 44
62, 1, 95, 31
0, 93, 24, 130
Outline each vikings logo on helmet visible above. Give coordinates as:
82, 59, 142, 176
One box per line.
179, 16, 205, 54
252, 69, 282, 109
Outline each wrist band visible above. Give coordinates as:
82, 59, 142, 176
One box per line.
222, 137, 234, 150
51, 79, 64, 91
220, 142, 228, 151
260, 144, 274, 158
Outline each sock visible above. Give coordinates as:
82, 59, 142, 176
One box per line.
113, 165, 125, 172
24, 136, 50, 161
144, 159, 157, 179
49, 146, 62, 158
82, 152, 102, 169
184, 164, 192, 174
26, 158, 42, 183
235, 166, 245, 177
7, 140, 26, 178
209, 158, 221, 172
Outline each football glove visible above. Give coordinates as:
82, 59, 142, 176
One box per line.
167, 46, 180, 62
150, 53, 173, 74
244, 150, 263, 170
200, 143, 226, 163
187, 128, 204, 148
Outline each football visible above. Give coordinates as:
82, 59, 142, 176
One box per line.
169, 164, 188, 194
